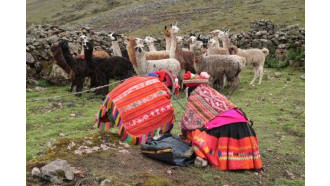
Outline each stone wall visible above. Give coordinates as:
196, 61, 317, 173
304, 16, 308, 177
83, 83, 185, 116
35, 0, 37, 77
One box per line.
26, 20, 305, 85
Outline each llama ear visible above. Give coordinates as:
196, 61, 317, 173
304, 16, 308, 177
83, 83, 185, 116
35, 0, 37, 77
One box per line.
170, 23, 173, 27
164, 26, 167, 30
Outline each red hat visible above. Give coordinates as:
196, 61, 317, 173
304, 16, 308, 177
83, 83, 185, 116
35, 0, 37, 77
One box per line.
183, 71, 209, 87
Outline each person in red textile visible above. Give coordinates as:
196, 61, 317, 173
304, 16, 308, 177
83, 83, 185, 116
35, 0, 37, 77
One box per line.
180, 71, 262, 170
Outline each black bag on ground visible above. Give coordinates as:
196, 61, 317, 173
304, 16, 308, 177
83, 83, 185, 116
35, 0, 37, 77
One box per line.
140, 133, 195, 166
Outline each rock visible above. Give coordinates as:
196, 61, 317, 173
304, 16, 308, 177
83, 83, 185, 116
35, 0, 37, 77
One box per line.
46, 64, 70, 86
274, 72, 281, 78
31, 167, 41, 177
119, 141, 130, 148
300, 75, 305, 80
40, 159, 75, 182
285, 170, 295, 180
26, 78, 39, 85
26, 52, 35, 64
47, 138, 56, 148
194, 157, 208, 167
48, 35, 59, 44
70, 113, 76, 117
67, 142, 76, 150
100, 179, 112, 186
118, 149, 130, 154
59, 133, 65, 137
166, 169, 173, 175
35, 86, 45, 92
50, 176, 63, 184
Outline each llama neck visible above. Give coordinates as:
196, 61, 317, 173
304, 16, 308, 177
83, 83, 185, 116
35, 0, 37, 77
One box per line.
62, 50, 75, 69
84, 49, 94, 69
213, 36, 220, 48
126, 42, 139, 74
222, 35, 230, 49
135, 53, 147, 75
193, 51, 206, 74
111, 41, 122, 56
189, 43, 194, 51
169, 34, 177, 58
80, 44, 84, 55
147, 42, 157, 52
53, 52, 71, 74
165, 36, 171, 51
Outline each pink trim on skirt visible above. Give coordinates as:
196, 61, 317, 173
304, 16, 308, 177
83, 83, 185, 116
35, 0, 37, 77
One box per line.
205, 108, 248, 130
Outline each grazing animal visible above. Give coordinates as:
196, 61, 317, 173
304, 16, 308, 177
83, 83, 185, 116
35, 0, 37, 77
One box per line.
84, 42, 135, 96
144, 36, 158, 52
108, 32, 129, 60
51, 43, 76, 91
218, 30, 231, 49
59, 40, 94, 96
197, 34, 209, 47
134, 46, 181, 77
207, 38, 230, 55
192, 41, 243, 95
176, 36, 189, 51
124, 36, 139, 74
80, 35, 110, 58
229, 45, 269, 85
165, 25, 172, 51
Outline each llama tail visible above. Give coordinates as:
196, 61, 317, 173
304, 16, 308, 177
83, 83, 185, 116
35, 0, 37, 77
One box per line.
261, 48, 269, 56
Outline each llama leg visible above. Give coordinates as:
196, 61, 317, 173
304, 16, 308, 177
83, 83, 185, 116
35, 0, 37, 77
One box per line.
250, 67, 258, 86
258, 66, 264, 85
75, 77, 84, 97
229, 76, 240, 95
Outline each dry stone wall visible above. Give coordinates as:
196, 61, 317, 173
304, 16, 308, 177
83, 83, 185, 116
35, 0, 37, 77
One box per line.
26, 20, 305, 85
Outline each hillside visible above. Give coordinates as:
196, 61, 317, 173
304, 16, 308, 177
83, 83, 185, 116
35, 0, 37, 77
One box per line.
27, 0, 305, 37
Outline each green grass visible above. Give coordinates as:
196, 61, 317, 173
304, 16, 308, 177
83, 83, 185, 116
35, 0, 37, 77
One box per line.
26, 67, 305, 185
27, 0, 305, 38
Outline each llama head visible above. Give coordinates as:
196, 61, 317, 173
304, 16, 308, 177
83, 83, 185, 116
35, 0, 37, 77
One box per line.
218, 30, 230, 39
50, 43, 61, 56
144, 36, 156, 44
83, 42, 93, 53
189, 33, 196, 37
176, 36, 184, 44
109, 32, 124, 41
164, 26, 171, 37
188, 35, 197, 44
192, 41, 203, 52
80, 35, 88, 45
124, 36, 136, 46
170, 23, 180, 35
134, 45, 145, 56
135, 38, 145, 46
59, 40, 70, 52
210, 30, 220, 37
207, 39, 217, 48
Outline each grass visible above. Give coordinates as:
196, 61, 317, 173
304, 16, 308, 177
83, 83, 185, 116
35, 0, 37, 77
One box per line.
27, 0, 305, 38
26, 66, 305, 185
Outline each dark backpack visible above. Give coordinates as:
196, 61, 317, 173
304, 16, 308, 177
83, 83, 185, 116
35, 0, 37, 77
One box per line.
141, 133, 195, 166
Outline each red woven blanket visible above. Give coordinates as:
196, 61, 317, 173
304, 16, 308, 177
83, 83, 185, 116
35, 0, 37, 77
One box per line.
180, 84, 236, 131
108, 76, 174, 136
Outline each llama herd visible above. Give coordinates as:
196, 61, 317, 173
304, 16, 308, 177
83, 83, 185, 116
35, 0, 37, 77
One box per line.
51, 23, 269, 96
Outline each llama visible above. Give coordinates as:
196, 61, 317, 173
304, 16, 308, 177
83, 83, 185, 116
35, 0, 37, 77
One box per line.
207, 38, 230, 55
135, 46, 181, 77
51, 43, 76, 92
84, 42, 135, 96
176, 36, 189, 51
218, 30, 231, 49
144, 36, 157, 52
192, 41, 244, 95
59, 40, 94, 96
80, 35, 110, 58
165, 25, 172, 51
108, 32, 123, 57
229, 45, 269, 85
125, 36, 169, 75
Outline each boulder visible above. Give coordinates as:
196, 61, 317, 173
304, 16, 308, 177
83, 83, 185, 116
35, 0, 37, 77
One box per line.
40, 159, 75, 183
274, 72, 281, 78
45, 64, 70, 85
31, 167, 41, 177
26, 52, 35, 64
48, 35, 59, 44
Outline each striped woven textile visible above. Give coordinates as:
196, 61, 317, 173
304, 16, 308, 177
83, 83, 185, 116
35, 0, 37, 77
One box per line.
192, 123, 262, 170
95, 76, 174, 145
180, 84, 236, 131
